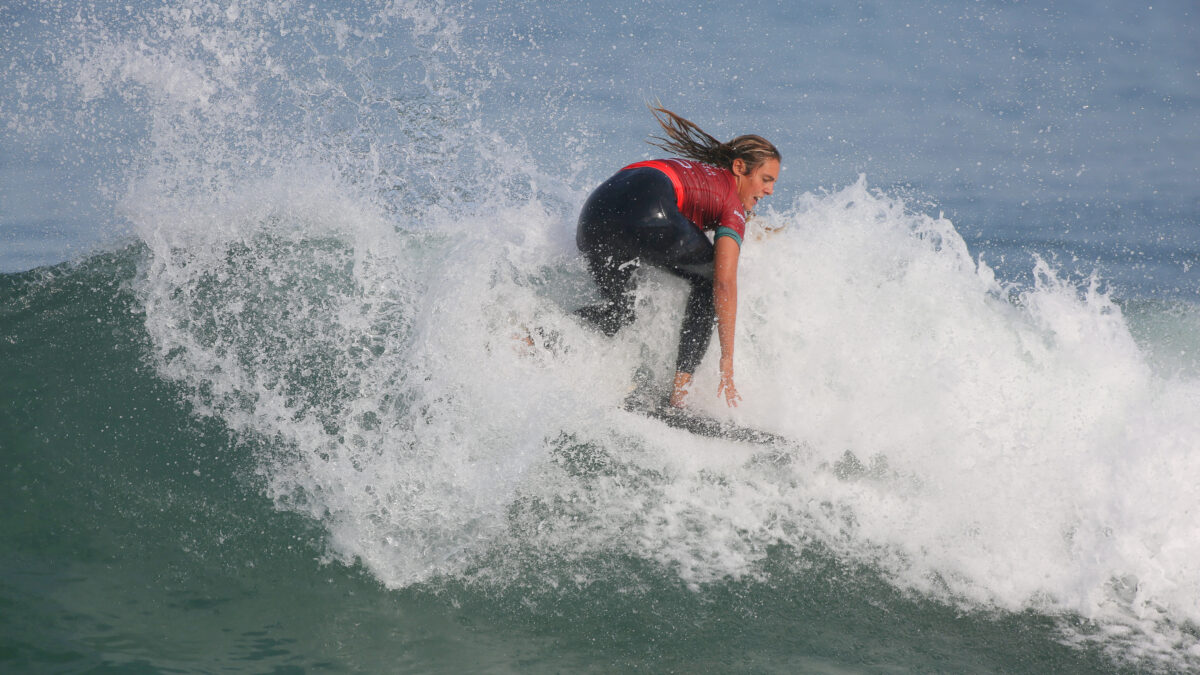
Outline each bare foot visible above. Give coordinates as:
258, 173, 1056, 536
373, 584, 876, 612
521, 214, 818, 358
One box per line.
669, 371, 692, 408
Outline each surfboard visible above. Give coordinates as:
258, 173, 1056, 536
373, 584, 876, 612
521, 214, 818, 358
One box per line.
622, 388, 791, 446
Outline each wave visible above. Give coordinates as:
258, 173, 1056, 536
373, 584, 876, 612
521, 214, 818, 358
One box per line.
7, 178, 1200, 669
6, 0, 1200, 669
117, 168, 1200, 669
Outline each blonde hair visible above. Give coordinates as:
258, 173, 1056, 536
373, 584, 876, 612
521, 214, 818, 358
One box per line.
646, 105, 781, 175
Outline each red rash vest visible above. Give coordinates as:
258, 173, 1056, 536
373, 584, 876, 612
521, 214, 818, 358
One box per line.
622, 158, 747, 246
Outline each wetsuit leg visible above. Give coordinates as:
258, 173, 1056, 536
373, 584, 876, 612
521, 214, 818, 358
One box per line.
575, 168, 718, 374
574, 168, 666, 335
675, 275, 715, 374
575, 250, 637, 336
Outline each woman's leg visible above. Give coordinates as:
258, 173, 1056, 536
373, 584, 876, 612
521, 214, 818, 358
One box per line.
674, 274, 715, 374
575, 168, 678, 335
575, 167, 718, 387
574, 251, 637, 336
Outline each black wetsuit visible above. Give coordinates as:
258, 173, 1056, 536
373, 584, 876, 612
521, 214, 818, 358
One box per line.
576, 166, 732, 374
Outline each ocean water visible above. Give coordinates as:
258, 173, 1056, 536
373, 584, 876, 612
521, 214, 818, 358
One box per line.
3, 1, 1199, 672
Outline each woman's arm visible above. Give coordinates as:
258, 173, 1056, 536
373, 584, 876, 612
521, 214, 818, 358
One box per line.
712, 236, 742, 407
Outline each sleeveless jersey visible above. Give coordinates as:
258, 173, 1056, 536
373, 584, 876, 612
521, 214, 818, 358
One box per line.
621, 158, 747, 245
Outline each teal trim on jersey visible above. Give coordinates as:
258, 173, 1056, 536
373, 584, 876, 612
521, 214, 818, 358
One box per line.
714, 227, 743, 247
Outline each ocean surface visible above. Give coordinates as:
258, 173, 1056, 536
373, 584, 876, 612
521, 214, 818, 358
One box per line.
3, 1, 1199, 672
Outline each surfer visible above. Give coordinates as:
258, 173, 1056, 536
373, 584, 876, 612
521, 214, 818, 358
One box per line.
575, 106, 781, 408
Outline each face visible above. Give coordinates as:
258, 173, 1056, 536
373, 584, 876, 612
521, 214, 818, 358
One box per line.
733, 157, 780, 212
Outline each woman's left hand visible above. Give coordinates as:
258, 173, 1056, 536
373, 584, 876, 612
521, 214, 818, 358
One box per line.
713, 238, 741, 408
717, 356, 741, 407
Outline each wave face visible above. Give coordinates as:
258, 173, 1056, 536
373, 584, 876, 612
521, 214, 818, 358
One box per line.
4, 0, 1200, 671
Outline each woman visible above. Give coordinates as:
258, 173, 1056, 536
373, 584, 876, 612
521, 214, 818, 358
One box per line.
575, 106, 781, 408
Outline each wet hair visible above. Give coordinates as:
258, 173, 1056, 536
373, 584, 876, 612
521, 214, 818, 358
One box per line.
646, 105, 781, 175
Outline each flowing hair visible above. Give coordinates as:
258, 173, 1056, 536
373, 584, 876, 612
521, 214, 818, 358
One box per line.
646, 105, 781, 175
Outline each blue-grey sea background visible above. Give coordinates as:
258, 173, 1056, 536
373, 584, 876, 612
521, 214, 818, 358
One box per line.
2, 1, 1199, 672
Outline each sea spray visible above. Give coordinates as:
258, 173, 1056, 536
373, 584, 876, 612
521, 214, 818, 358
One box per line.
727, 181, 1200, 660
